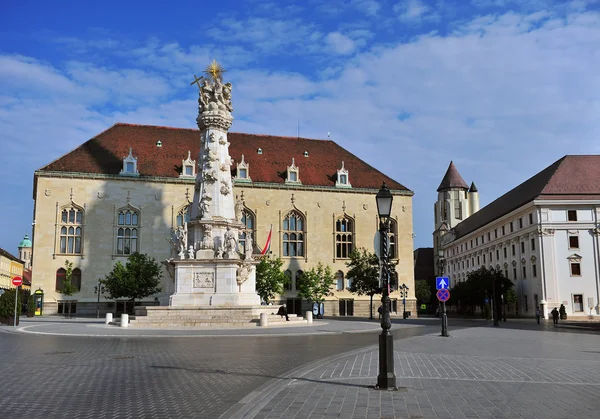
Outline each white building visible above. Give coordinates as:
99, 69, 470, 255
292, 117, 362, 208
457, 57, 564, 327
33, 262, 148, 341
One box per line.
434, 156, 600, 318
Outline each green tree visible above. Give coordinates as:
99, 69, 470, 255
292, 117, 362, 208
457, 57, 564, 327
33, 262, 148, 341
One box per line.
61, 260, 78, 318
255, 255, 289, 303
346, 248, 380, 319
101, 252, 163, 309
415, 279, 431, 305
61, 260, 77, 297
296, 262, 335, 305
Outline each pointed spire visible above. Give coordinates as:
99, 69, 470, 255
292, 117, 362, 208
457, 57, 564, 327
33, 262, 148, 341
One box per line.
469, 181, 478, 192
437, 161, 469, 192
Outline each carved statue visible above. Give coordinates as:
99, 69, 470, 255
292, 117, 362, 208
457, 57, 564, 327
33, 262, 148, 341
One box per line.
235, 196, 244, 222
176, 225, 187, 259
222, 82, 233, 112
201, 224, 213, 249
245, 232, 253, 260
224, 227, 238, 258
197, 76, 233, 114
187, 245, 195, 259
215, 245, 224, 259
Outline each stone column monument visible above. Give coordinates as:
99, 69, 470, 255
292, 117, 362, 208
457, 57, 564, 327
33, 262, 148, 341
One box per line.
168, 60, 260, 307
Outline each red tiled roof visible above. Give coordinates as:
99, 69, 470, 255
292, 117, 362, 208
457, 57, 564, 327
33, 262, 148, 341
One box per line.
39, 123, 411, 192
452, 155, 600, 240
437, 161, 469, 191
22, 269, 32, 286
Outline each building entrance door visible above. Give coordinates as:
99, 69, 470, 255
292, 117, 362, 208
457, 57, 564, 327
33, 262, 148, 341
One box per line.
573, 294, 584, 312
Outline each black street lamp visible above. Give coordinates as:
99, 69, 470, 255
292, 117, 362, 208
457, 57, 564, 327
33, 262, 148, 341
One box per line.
399, 283, 409, 319
376, 182, 396, 390
436, 249, 449, 337
94, 281, 105, 319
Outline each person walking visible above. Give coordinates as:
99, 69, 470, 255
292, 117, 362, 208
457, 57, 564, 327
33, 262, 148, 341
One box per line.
535, 307, 541, 324
551, 307, 559, 327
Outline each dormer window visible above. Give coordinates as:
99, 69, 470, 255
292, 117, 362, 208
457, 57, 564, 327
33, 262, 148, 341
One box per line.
335, 161, 351, 188
120, 147, 139, 177
180, 151, 196, 179
285, 158, 301, 184
304, 151, 309, 157
257, 148, 263, 155
235, 154, 251, 182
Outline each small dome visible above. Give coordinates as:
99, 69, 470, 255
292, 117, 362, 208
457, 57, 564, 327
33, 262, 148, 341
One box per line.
19, 234, 32, 248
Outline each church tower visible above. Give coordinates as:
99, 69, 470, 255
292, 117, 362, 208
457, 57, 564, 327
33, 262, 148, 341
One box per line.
433, 161, 479, 271
18, 234, 32, 269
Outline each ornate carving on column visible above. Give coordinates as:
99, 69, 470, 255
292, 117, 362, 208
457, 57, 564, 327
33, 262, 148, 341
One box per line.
592, 227, 600, 236
237, 261, 254, 285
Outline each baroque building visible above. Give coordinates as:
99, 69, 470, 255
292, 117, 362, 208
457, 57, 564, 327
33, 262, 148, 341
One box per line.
30, 123, 416, 317
434, 156, 600, 318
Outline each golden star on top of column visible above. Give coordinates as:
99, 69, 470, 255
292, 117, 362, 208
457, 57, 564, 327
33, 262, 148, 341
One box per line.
204, 59, 226, 82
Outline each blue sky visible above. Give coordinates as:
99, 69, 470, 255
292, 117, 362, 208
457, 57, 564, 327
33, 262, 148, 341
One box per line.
1, 0, 599, 256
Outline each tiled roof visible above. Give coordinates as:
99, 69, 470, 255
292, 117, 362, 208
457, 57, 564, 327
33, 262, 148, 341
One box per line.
39, 123, 411, 192
22, 269, 32, 286
452, 155, 600, 240
437, 161, 469, 191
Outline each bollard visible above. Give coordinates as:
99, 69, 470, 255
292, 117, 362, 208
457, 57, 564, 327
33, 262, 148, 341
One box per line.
120, 313, 129, 328
306, 311, 313, 324
105, 313, 113, 325
259, 312, 268, 327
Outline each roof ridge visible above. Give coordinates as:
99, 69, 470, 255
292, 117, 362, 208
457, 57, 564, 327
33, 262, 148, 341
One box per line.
115, 123, 332, 142
539, 155, 568, 194
37, 122, 122, 172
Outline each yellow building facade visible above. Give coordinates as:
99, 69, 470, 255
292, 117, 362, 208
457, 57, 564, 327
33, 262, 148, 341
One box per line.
31, 123, 416, 317
0, 248, 24, 290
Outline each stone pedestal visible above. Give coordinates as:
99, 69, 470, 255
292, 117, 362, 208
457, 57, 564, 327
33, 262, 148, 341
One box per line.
169, 258, 260, 307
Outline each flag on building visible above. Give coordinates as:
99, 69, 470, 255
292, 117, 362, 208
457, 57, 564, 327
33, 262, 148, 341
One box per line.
260, 225, 272, 255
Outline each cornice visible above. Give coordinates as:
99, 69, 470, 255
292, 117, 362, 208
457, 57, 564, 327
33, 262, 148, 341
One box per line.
34, 171, 414, 197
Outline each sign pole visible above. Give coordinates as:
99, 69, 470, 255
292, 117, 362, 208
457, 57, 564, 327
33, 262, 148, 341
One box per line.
435, 277, 450, 337
14, 286, 18, 327
11, 276, 23, 327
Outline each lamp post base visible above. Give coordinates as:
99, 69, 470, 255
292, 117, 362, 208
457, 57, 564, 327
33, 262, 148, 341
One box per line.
376, 332, 397, 390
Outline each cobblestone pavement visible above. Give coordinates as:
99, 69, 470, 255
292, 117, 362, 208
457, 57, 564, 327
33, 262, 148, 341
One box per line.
223, 327, 600, 419
0, 319, 437, 419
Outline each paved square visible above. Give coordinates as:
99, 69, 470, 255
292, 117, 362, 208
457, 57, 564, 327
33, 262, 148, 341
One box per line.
226, 327, 600, 418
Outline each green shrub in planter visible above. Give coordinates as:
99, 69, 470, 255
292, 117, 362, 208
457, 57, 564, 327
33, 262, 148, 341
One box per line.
27, 295, 35, 317
0, 289, 21, 324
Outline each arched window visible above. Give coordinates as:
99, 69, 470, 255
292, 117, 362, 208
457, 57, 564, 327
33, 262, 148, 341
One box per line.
59, 206, 83, 254
238, 209, 255, 252
71, 268, 82, 291
336, 271, 344, 291
55, 268, 66, 292
282, 211, 305, 257
116, 208, 139, 255
388, 219, 398, 259
335, 217, 354, 258
295, 270, 304, 292
284, 269, 292, 291
176, 205, 191, 227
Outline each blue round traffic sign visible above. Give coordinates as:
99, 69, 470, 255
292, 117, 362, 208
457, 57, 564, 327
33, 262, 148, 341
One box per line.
436, 289, 450, 302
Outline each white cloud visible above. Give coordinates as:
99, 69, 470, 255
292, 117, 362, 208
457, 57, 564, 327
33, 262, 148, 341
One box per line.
394, 0, 431, 22
351, 0, 382, 16
325, 32, 357, 55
